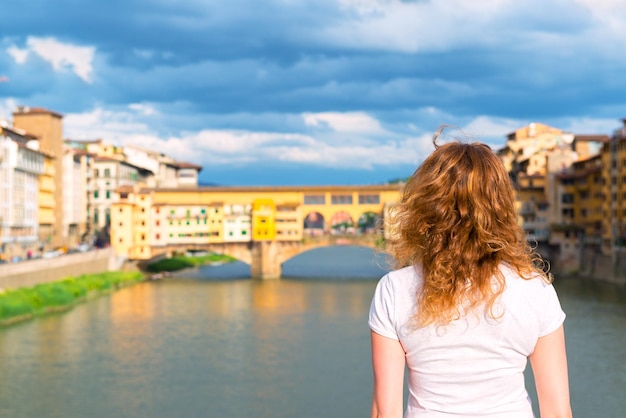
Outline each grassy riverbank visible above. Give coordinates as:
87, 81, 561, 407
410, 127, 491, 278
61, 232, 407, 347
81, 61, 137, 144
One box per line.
146, 253, 236, 273
0, 271, 144, 326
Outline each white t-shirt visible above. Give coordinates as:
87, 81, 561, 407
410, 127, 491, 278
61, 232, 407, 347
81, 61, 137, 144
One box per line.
369, 264, 566, 418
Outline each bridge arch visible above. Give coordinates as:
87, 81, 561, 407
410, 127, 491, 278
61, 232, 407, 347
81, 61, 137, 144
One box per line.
275, 234, 382, 265
145, 243, 254, 266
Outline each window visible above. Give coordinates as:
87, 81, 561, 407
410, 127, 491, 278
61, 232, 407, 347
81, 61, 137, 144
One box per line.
304, 194, 325, 205
358, 194, 380, 204
561, 194, 574, 204
105, 190, 111, 199
331, 194, 353, 205
94, 169, 99, 178
104, 168, 111, 177
94, 190, 99, 199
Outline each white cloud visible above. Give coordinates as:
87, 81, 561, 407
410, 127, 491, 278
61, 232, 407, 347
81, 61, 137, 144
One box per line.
129, 103, 156, 116
302, 111, 384, 133
560, 117, 622, 135
326, 0, 626, 62
62, 105, 624, 173
462, 116, 521, 140
145, 128, 428, 169
328, 0, 514, 53
8, 37, 95, 83
63, 106, 425, 169
64, 107, 154, 142
0, 98, 18, 122
573, 0, 626, 14
6, 46, 29, 64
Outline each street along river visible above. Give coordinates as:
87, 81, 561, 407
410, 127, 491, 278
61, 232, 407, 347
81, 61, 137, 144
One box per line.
0, 246, 624, 417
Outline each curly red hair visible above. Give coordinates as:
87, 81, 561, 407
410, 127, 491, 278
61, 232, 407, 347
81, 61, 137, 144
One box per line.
385, 131, 548, 327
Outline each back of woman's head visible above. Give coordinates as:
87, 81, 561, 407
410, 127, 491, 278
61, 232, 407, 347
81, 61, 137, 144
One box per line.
386, 129, 545, 326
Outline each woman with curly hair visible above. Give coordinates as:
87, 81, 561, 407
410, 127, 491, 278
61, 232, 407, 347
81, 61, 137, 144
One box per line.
369, 129, 571, 418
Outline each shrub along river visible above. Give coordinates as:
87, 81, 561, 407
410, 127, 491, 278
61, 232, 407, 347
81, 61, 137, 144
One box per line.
0, 246, 624, 418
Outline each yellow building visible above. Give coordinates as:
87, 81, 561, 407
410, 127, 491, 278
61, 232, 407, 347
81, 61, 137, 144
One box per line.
110, 184, 402, 260
601, 121, 626, 253
207, 203, 225, 243
572, 155, 604, 247
515, 173, 549, 241
38, 152, 56, 249
275, 203, 302, 241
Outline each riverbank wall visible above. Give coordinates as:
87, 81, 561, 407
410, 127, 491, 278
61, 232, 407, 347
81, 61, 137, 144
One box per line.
0, 248, 121, 290
574, 248, 626, 285
541, 243, 626, 285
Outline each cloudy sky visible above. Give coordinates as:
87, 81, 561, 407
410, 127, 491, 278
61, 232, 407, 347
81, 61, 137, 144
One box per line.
1, 0, 625, 186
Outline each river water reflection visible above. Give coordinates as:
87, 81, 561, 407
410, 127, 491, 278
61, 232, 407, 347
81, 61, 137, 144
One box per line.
0, 247, 624, 417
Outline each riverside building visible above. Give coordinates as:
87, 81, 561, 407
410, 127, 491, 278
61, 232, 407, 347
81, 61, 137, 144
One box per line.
0, 121, 49, 260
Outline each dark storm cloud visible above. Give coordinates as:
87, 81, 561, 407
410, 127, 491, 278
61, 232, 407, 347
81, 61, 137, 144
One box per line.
2, 0, 626, 184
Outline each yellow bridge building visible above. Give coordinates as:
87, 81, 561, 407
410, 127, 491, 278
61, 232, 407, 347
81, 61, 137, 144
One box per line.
111, 184, 403, 278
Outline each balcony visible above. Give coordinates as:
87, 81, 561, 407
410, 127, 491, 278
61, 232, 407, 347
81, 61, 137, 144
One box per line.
519, 202, 536, 215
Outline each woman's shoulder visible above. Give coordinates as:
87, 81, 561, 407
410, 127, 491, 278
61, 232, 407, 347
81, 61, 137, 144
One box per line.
380, 264, 423, 290
499, 262, 554, 293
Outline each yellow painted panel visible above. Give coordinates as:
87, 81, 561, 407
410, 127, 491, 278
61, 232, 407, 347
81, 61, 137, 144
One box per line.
252, 199, 276, 240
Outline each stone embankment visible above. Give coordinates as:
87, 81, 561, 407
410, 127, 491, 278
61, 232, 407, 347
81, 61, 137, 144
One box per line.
547, 246, 626, 286
574, 249, 626, 286
0, 248, 120, 290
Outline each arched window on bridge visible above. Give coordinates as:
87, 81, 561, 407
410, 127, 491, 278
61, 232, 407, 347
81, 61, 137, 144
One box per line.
357, 211, 380, 234
330, 211, 354, 235
304, 212, 325, 236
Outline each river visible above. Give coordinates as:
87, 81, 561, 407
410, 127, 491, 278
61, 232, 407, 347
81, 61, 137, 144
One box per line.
0, 247, 624, 417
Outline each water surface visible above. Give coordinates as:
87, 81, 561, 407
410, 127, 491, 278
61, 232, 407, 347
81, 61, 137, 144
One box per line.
0, 247, 624, 417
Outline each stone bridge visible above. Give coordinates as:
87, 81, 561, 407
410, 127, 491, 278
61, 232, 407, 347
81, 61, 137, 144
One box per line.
147, 234, 383, 279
